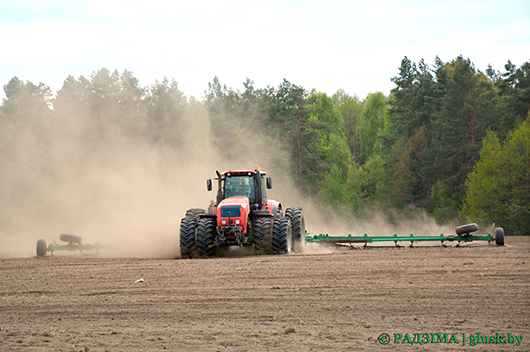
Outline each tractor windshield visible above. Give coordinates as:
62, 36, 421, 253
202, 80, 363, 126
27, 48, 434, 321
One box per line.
224, 175, 256, 203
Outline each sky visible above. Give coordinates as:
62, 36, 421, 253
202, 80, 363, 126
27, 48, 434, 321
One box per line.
1, 0, 529, 101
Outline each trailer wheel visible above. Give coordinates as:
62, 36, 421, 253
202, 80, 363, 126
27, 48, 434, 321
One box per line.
59, 234, 82, 244
180, 216, 197, 258
455, 223, 479, 235
273, 217, 292, 255
36, 239, 47, 257
254, 217, 273, 255
290, 209, 306, 252
196, 217, 216, 258
495, 227, 505, 246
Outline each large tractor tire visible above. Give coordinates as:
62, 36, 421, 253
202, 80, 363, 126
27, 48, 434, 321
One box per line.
288, 209, 306, 252
185, 208, 206, 219
455, 223, 479, 235
495, 227, 505, 246
180, 216, 197, 259
59, 234, 82, 244
36, 239, 47, 257
254, 217, 273, 255
196, 217, 216, 258
273, 217, 292, 255
285, 207, 302, 221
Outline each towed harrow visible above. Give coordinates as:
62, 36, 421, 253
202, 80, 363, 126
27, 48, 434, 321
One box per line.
305, 223, 505, 247
36, 234, 106, 256
35, 223, 503, 257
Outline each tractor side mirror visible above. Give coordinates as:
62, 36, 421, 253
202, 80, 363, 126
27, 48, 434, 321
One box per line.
207, 179, 212, 191
266, 177, 272, 189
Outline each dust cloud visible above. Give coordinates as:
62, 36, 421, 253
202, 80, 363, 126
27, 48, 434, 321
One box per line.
0, 95, 218, 258
0, 83, 460, 259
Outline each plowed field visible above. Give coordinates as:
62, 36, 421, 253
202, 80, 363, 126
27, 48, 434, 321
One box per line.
1, 237, 528, 351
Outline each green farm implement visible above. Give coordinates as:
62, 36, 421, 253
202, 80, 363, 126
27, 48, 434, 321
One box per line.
36, 234, 106, 256
305, 223, 505, 247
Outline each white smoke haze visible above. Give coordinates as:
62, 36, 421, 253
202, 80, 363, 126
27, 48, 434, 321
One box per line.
0, 78, 461, 259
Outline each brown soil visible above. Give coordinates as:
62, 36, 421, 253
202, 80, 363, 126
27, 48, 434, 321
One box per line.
1, 237, 529, 351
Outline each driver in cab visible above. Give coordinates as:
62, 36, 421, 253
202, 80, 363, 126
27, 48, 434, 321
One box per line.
234, 178, 248, 197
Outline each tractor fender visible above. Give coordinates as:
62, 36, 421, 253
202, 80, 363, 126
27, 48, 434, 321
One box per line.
262, 199, 282, 218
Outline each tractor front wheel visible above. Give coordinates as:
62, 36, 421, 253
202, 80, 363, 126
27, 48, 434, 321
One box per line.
254, 217, 273, 255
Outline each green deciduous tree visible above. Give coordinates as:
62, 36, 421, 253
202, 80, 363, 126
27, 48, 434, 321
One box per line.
462, 121, 530, 234
333, 89, 363, 162
357, 92, 391, 164
306, 91, 351, 198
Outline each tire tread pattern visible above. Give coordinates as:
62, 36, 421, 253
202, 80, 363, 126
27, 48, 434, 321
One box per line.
254, 217, 273, 255
273, 217, 291, 254
197, 217, 216, 258
290, 209, 305, 251
180, 216, 197, 258
185, 208, 206, 219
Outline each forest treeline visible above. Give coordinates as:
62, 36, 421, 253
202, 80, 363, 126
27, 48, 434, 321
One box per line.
1, 56, 529, 234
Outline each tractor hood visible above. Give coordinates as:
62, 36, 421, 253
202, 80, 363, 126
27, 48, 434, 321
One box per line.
217, 196, 250, 232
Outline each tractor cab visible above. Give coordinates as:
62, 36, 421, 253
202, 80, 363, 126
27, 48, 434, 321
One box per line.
207, 167, 272, 211
224, 174, 257, 203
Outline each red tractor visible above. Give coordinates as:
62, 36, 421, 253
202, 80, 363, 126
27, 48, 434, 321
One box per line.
179, 167, 305, 258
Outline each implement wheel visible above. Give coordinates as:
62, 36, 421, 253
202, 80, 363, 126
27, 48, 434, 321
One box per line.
196, 217, 216, 258
180, 216, 197, 258
273, 217, 292, 255
455, 223, 479, 235
36, 239, 47, 257
59, 234, 82, 244
254, 217, 273, 255
495, 227, 505, 246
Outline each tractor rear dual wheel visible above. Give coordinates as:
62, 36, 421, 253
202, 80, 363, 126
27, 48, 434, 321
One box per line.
180, 216, 197, 258
185, 208, 206, 219
286, 208, 306, 252
273, 217, 292, 255
285, 207, 302, 221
